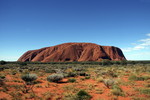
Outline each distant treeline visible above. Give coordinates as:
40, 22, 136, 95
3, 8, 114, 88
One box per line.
0, 60, 150, 65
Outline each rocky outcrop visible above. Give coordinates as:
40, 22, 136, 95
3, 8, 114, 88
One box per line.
18, 43, 126, 62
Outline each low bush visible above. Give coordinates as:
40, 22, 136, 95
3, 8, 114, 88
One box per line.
74, 67, 84, 71
21, 73, 38, 93
111, 85, 124, 96
0, 75, 5, 79
0, 75, 6, 86
21, 73, 38, 84
107, 70, 118, 77
68, 78, 76, 83
0, 67, 5, 71
45, 69, 55, 73
0, 60, 6, 65
67, 72, 77, 77
103, 79, 115, 89
97, 77, 104, 82
19, 62, 27, 66
129, 75, 150, 81
76, 90, 92, 100
139, 88, 150, 96
47, 74, 64, 83
78, 72, 89, 76
11, 70, 17, 75
145, 84, 150, 88
85, 76, 90, 79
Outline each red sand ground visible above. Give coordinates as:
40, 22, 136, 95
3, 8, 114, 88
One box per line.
0, 74, 149, 100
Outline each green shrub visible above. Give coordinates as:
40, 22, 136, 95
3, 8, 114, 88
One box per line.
0, 60, 6, 65
21, 73, 38, 83
74, 68, 84, 71
21, 73, 38, 93
68, 78, 76, 83
129, 75, 138, 81
101, 60, 112, 66
145, 84, 150, 88
140, 89, 150, 95
85, 76, 90, 79
45, 69, 55, 73
120, 60, 127, 65
0, 75, 5, 79
78, 72, 90, 76
103, 79, 115, 89
80, 78, 85, 81
129, 75, 150, 81
0, 67, 5, 71
11, 70, 17, 75
76, 90, 92, 100
47, 74, 64, 83
0, 75, 6, 86
19, 62, 27, 66
67, 72, 77, 77
97, 77, 104, 82
107, 70, 118, 77
114, 61, 121, 65
111, 85, 124, 96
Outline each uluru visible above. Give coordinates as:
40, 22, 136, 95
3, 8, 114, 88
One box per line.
18, 42, 126, 62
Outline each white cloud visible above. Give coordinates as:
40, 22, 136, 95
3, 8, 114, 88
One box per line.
147, 33, 150, 36
122, 33, 150, 52
134, 45, 145, 50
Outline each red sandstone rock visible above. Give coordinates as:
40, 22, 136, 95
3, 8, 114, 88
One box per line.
18, 43, 126, 62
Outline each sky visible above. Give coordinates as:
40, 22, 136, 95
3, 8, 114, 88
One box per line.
0, 0, 150, 61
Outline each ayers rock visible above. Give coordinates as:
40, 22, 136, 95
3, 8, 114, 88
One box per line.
18, 42, 126, 62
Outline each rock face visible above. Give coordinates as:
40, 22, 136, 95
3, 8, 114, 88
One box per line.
18, 43, 126, 62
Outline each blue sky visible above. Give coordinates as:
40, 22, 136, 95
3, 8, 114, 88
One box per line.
0, 0, 150, 61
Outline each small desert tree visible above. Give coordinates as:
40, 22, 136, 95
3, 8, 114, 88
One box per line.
21, 73, 37, 93
0, 60, 6, 65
